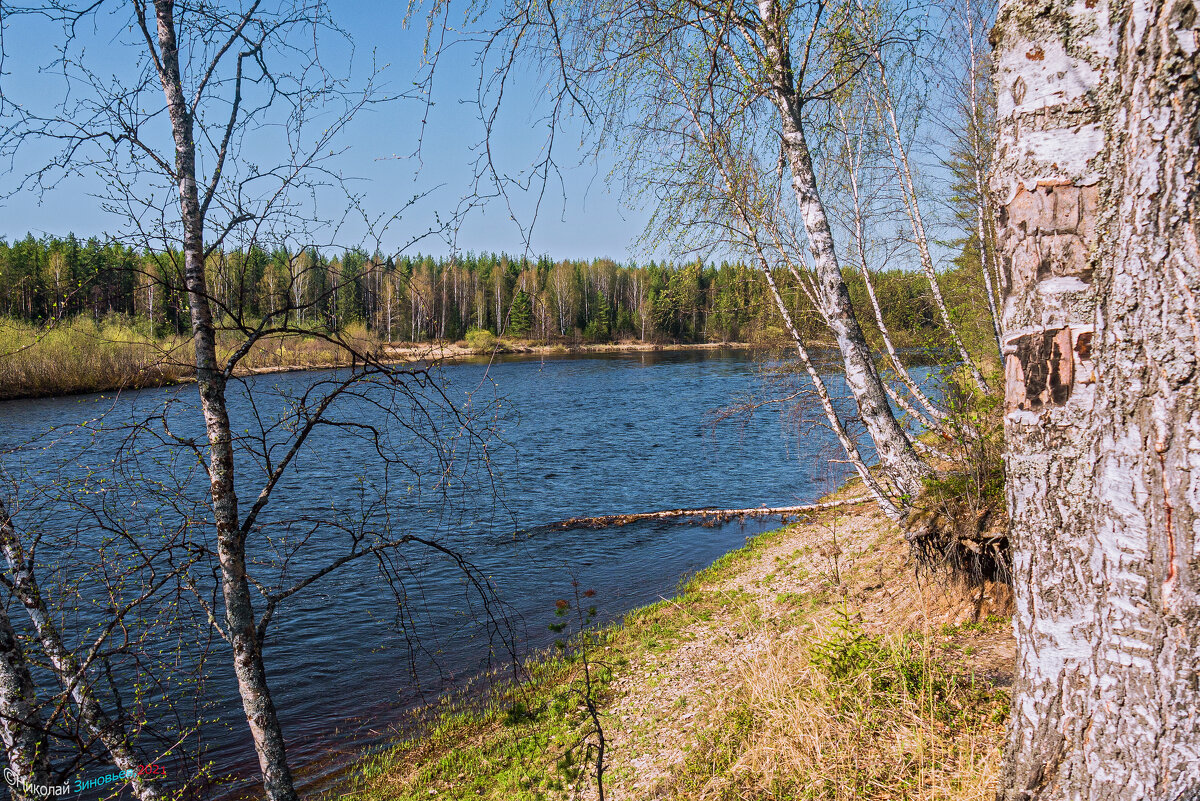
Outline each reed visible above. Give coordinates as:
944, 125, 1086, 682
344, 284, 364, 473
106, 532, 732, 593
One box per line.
0, 316, 385, 400
0, 315, 192, 400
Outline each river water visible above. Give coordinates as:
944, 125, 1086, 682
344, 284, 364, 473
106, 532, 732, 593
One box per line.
0, 348, 925, 798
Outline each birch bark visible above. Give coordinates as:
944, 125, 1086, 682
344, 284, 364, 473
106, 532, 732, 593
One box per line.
872, 64, 991, 392
1023, 0, 1200, 795
985, 0, 1190, 793
0, 501, 162, 800
997, 0, 1200, 791
0, 503, 49, 800
991, 0, 1111, 785
756, 0, 930, 500
151, 3, 298, 800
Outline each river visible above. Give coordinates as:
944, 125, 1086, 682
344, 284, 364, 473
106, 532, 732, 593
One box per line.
0, 348, 930, 798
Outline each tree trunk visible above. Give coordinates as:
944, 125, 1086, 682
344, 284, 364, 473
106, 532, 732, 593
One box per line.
152, 3, 298, 800
0, 502, 49, 801
756, 0, 928, 500
777, 117, 928, 498
0, 501, 161, 800
992, 0, 1109, 791
999, 0, 1200, 796
872, 63, 991, 392
985, 0, 1200, 794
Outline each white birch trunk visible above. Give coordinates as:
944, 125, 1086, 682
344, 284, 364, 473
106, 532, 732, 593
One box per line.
0, 504, 49, 800
757, 0, 930, 500
151, 3, 298, 800
872, 65, 991, 392
0, 502, 161, 800
990, 0, 1114, 794
1002, 0, 1200, 796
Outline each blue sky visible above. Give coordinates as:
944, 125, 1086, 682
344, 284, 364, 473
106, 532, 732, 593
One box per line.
0, 2, 649, 260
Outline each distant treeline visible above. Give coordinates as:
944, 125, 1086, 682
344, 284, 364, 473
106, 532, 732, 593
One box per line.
0, 234, 989, 349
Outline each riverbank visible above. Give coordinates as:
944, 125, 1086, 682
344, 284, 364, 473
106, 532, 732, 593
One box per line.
330, 481, 1014, 801
0, 314, 763, 400
378, 339, 759, 363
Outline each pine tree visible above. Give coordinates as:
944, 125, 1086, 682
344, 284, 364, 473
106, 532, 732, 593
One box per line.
508, 289, 533, 336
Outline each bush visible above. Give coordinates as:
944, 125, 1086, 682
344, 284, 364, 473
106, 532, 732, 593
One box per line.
464, 328, 498, 353
907, 367, 1009, 585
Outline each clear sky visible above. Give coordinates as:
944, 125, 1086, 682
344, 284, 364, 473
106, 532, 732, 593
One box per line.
0, 2, 649, 261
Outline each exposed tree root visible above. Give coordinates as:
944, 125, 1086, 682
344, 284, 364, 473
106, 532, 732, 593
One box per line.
905, 501, 1010, 586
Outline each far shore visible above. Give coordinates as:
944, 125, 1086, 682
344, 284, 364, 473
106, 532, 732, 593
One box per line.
0, 340, 774, 402
239, 340, 772, 379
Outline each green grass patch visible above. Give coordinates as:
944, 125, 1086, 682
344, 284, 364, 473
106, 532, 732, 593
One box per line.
333, 525, 797, 800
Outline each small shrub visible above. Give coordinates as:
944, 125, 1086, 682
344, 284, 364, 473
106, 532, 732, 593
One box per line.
465, 328, 498, 353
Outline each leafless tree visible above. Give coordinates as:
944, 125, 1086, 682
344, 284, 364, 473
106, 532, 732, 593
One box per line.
0, 3, 513, 800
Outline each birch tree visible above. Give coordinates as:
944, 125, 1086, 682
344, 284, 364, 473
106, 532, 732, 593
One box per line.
990, 0, 1109, 785
0, 460, 215, 801
0, 498, 173, 801
993, 0, 1200, 794
0, 509, 50, 801
0, 3, 502, 800
448, 0, 938, 504
866, 46, 992, 392
748, 0, 934, 499
937, 0, 1004, 362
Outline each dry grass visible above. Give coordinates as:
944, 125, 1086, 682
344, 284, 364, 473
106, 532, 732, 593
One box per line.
0, 316, 387, 399
669, 618, 1005, 801
2, 315, 750, 401
639, 501, 1012, 801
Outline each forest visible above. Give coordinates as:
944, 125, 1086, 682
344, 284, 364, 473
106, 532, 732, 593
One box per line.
0, 234, 985, 349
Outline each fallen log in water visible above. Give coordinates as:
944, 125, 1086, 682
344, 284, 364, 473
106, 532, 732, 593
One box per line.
548, 495, 873, 531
